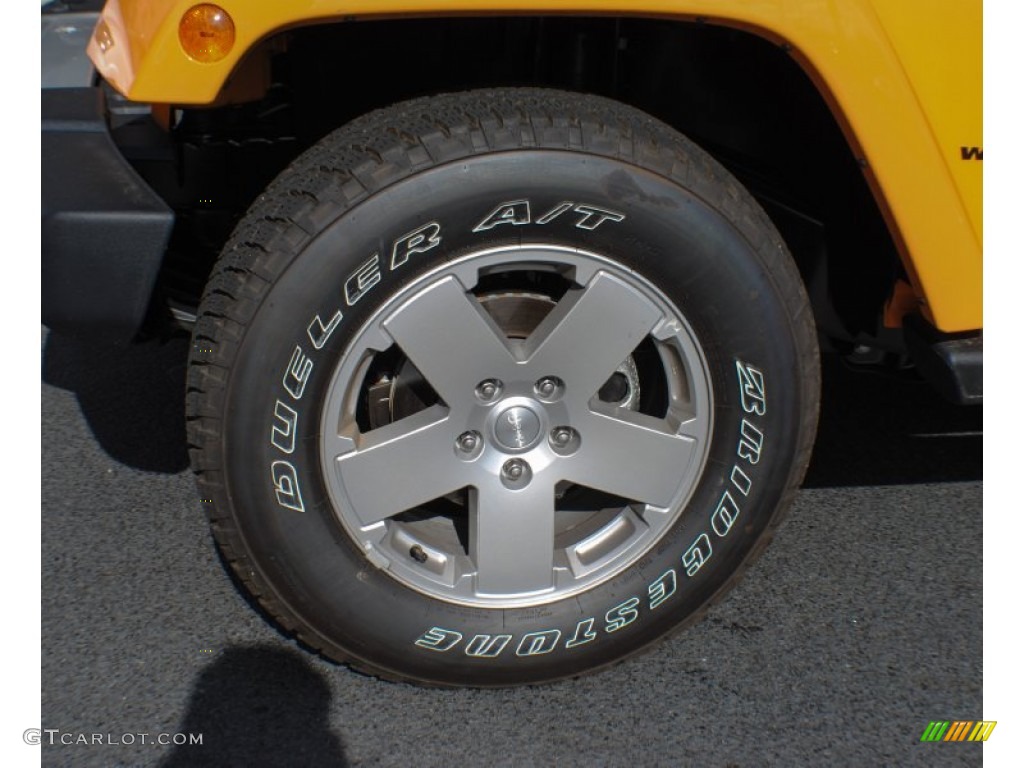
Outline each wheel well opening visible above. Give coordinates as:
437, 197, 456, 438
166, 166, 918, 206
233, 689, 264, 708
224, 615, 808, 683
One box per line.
118, 15, 902, 347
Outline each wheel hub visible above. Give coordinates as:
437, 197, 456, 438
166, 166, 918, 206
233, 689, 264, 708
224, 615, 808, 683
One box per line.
493, 404, 542, 451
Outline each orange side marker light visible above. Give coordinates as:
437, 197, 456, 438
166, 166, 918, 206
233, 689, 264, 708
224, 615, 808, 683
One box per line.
179, 4, 235, 63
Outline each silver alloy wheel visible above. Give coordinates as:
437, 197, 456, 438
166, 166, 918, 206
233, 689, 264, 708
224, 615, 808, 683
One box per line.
319, 244, 713, 608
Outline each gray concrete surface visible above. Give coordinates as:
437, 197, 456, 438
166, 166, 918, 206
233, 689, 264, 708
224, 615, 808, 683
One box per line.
41, 332, 982, 767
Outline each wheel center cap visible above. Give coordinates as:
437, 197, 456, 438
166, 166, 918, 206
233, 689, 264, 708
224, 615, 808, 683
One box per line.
494, 406, 542, 450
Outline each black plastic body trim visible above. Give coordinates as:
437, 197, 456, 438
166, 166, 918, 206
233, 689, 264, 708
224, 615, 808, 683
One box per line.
904, 314, 982, 405
42, 88, 173, 339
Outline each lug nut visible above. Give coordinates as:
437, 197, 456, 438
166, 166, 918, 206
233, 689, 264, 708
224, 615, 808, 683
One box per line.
549, 426, 580, 456
500, 458, 532, 488
551, 427, 573, 447
502, 459, 526, 481
456, 431, 480, 453
534, 376, 563, 400
475, 379, 502, 402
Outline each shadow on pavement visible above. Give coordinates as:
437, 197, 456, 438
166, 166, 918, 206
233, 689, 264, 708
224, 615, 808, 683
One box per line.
42, 330, 191, 473
159, 646, 348, 768
803, 352, 982, 487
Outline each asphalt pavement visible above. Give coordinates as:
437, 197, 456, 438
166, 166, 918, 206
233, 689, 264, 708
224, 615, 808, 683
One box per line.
41, 330, 982, 767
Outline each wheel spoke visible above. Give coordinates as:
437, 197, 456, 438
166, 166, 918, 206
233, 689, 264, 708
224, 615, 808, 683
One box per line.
470, 477, 556, 596
565, 410, 699, 508
523, 271, 662, 398
381, 276, 518, 408
332, 405, 466, 526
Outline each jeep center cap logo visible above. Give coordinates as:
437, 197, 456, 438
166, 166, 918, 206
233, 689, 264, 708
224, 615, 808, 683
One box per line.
494, 406, 541, 450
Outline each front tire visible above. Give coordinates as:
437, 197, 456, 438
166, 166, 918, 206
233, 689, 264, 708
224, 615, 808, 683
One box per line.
186, 88, 819, 687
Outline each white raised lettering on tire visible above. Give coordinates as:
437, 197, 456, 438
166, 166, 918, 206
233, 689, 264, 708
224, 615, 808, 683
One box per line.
465, 634, 513, 658
271, 460, 305, 513
307, 310, 343, 350
414, 627, 463, 652
282, 346, 313, 400
473, 199, 625, 232
605, 597, 640, 632
535, 201, 575, 224
344, 254, 382, 306
682, 533, 712, 577
565, 618, 598, 649
473, 200, 531, 232
570, 203, 626, 230
648, 569, 677, 610
710, 490, 741, 538
270, 399, 298, 454
390, 222, 442, 269
516, 630, 562, 656
735, 360, 766, 415
737, 419, 764, 465
730, 465, 753, 496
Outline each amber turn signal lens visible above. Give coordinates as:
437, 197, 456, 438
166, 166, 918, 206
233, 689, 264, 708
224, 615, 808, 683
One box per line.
179, 4, 235, 63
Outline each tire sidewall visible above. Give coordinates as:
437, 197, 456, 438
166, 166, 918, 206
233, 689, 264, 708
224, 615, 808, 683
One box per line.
223, 150, 805, 685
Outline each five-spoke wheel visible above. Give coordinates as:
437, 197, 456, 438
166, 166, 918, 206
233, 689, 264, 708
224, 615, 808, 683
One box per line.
320, 246, 713, 605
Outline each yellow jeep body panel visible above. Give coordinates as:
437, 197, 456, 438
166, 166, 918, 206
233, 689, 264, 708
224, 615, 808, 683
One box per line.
88, 0, 982, 332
